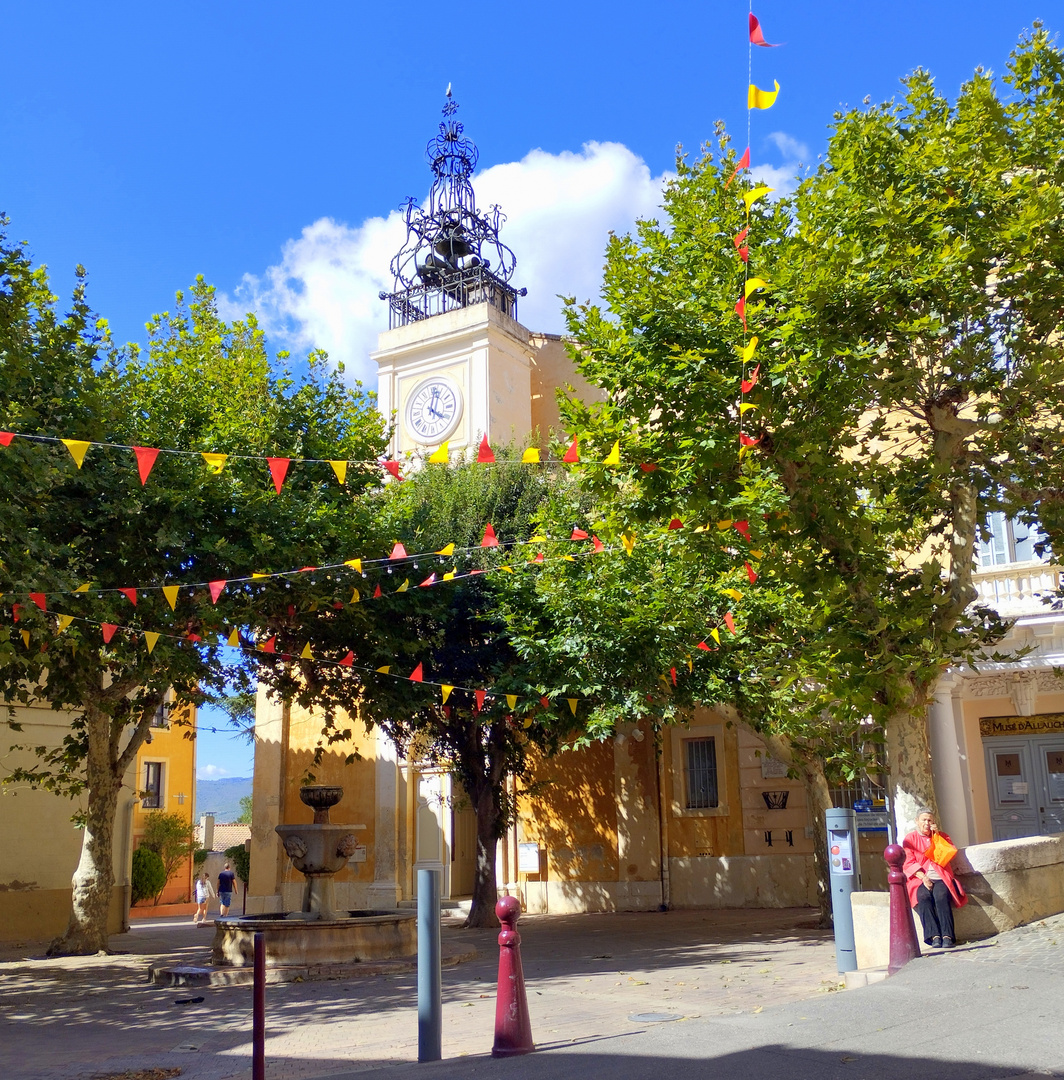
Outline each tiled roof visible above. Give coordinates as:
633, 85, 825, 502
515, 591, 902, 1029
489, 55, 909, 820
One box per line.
194, 822, 252, 852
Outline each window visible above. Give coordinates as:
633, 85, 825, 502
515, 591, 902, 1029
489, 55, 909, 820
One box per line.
683, 737, 718, 809
979, 513, 1048, 567
150, 703, 168, 728
142, 762, 163, 808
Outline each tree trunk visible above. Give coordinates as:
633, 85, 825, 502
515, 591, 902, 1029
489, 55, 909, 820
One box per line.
885, 693, 938, 841
466, 782, 501, 928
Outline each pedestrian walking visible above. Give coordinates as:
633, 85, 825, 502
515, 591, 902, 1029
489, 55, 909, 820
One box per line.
217, 861, 237, 917
193, 870, 215, 925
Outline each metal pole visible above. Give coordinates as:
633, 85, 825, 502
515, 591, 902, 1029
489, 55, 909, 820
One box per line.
417, 868, 442, 1062
253, 931, 265, 1080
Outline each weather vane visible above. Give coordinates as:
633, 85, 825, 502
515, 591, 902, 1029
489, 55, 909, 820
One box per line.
380, 88, 525, 328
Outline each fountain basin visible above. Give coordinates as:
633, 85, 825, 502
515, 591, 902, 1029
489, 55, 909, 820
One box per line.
212, 910, 417, 968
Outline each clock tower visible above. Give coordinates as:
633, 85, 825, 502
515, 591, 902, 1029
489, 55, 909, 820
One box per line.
374, 91, 583, 458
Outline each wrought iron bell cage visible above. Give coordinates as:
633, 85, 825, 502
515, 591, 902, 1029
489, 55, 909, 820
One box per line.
379, 90, 526, 329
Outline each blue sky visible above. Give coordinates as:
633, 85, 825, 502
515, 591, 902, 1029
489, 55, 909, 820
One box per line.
4, 0, 1058, 776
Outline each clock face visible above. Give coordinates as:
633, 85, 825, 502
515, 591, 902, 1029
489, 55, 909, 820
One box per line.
406, 376, 463, 444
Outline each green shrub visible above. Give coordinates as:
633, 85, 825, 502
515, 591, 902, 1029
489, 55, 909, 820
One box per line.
131, 846, 167, 905
224, 844, 250, 886
192, 847, 209, 867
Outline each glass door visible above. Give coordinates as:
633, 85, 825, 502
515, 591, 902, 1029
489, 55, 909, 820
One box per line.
985, 742, 1039, 840
1036, 742, 1064, 835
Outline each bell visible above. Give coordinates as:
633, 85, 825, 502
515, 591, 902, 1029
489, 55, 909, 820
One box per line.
434, 223, 473, 259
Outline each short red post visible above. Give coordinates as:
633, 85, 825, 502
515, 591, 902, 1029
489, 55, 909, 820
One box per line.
885, 843, 921, 975
492, 895, 535, 1057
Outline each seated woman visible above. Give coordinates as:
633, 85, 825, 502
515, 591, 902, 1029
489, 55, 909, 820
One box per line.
902, 808, 967, 949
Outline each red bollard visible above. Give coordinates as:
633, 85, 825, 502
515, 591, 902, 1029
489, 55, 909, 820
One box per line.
884, 844, 921, 975
492, 895, 535, 1057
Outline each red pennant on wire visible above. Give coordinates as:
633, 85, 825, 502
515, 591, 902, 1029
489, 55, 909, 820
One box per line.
389, 542, 408, 560
668, 518, 684, 530
745, 562, 758, 583
733, 520, 751, 538
735, 294, 747, 331
737, 246, 749, 263
540, 696, 550, 709
119, 588, 137, 606
740, 433, 761, 447
187, 633, 202, 643
477, 434, 496, 464
383, 461, 403, 481
639, 463, 658, 472
133, 446, 159, 485
733, 227, 749, 249
592, 535, 605, 553
533, 552, 545, 564
409, 663, 424, 682
741, 364, 761, 393
28, 592, 47, 611
11, 603, 21, 622
725, 147, 751, 187
562, 436, 580, 463
696, 641, 712, 651
339, 651, 354, 666
670, 667, 677, 686
749, 12, 779, 46
0, 432, 14, 447
209, 580, 226, 604
420, 573, 437, 587
570, 528, 589, 541
723, 612, 737, 634
268, 457, 290, 494
475, 689, 486, 711
101, 623, 118, 643
373, 584, 383, 599
481, 523, 499, 547
260, 635, 277, 653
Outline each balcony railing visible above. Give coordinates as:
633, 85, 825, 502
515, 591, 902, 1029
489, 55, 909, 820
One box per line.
972, 561, 1063, 617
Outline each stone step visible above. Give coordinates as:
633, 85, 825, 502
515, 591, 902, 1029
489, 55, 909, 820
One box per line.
843, 967, 889, 989
398, 898, 472, 913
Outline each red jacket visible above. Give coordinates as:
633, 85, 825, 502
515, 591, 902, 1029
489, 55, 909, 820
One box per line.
902, 830, 968, 909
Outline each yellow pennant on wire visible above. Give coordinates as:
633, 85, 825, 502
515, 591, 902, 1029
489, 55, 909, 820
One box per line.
441, 685, 453, 704
162, 585, 179, 610
376, 665, 391, 675
74, 583, 91, 594
57, 614, 75, 633
621, 532, 636, 556
345, 559, 362, 573
428, 442, 449, 464
435, 544, 454, 556
743, 186, 774, 213
61, 439, 91, 468
567, 698, 579, 716
602, 441, 620, 466
506, 694, 517, 709
521, 447, 540, 463
227, 627, 240, 647
748, 80, 780, 109
202, 453, 228, 474
739, 403, 759, 414
329, 460, 348, 485
300, 643, 314, 660
143, 631, 160, 654
350, 588, 361, 603
740, 336, 758, 363
744, 277, 768, 300
396, 579, 409, 593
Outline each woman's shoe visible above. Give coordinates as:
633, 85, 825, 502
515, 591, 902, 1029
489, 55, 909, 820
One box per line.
931, 936, 942, 948
941, 936, 954, 949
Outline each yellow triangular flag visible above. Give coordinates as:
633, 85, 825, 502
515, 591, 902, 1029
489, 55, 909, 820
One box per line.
687, 659, 693, 673
750, 548, 764, 559
252, 572, 269, 579
603, 441, 620, 466
428, 442, 449, 464
57, 614, 74, 633
376, 665, 391, 674
300, 643, 314, 659
144, 631, 160, 654
522, 716, 533, 729
162, 585, 179, 610
227, 627, 240, 646
329, 460, 348, 485
748, 79, 780, 110
521, 447, 541, 463
350, 588, 361, 603
20, 630, 31, 647
506, 694, 517, 709
621, 532, 636, 556
396, 579, 409, 592
436, 544, 454, 556
500, 565, 513, 573
567, 698, 578, 716
744, 277, 768, 301
743, 186, 774, 213
721, 588, 744, 601
345, 559, 362, 573
740, 336, 758, 363
529, 534, 547, 543
74, 583, 90, 593
739, 403, 758, 414
441, 685, 453, 704
710, 628, 721, 645
717, 519, 733, 530
443, 570, 456, 581
202, 452, 228, 474
61, 439, 91, 468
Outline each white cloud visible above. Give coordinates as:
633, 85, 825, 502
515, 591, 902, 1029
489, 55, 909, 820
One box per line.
197, 764, 230, 780
751, 131, 808, 198
221, 142, 671, 385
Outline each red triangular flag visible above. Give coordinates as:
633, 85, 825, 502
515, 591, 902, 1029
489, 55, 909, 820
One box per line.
738, 247, 749, 263
562, 436, 580, 464
733, 227, 749, 249
383, 460, 403, 481
475, 689, 486, 711
696, 641, 711, 651
477, 434, 495, 464
639, 463, 658, 472
267, 457, 290, 494
0, 432, 14, 447
420, 573, 437, 587
540, 696, 550, 709
373, 584, 383, 599
733, 520, 751, 538
668, 518, 684, 530
481, 523, 499, 547
592, 535, 605, 553
740, 433, 761, 447
390, 542, 408, 560
723, 612, 736, 634
339, 651, 354, 666
725, 147, 751, 187
670, 667, 677, 686
132, 446, 159, 485
187, 633, 202, 643
745, 562, 758, 583
10, 603, 20, 622
570, 528, 589, 541
469, 568, 484, 576
735, 294, 747, 331
260, 635, 277, 653
101, 623, 118, 643
119, 588, 137, 606
749, 12, 779, 46
28, 592, 47, 611
741, 364, 761, 393
533, 553, 545, 564
410, 663, 424, 682
209, 580, 226, 603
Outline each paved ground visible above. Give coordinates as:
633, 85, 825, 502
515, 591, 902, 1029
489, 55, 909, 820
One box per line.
0, 908, 1060, 1080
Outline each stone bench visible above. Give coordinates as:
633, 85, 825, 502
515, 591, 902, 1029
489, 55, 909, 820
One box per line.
851, 832, 1064, 970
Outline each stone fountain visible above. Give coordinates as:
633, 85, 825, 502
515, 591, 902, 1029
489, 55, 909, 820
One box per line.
209, 785, 416, 973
